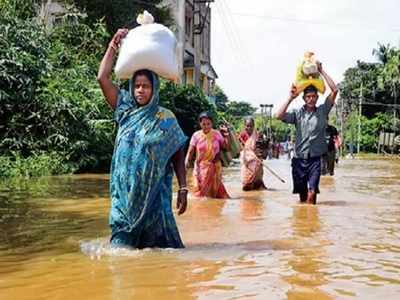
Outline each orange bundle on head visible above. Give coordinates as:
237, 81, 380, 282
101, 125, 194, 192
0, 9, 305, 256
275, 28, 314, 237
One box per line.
294, 51, 325, 94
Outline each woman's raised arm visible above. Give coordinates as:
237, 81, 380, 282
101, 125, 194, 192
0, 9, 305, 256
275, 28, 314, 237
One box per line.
97, 28, 128, 109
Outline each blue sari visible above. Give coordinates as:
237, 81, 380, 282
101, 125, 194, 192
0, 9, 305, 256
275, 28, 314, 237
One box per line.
109, 71, 187, 249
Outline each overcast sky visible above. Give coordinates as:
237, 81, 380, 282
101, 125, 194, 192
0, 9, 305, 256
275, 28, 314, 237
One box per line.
210, 0, 400, 111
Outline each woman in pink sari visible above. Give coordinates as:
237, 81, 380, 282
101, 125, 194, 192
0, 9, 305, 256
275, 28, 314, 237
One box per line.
239, 118, 267, 191
185, 112, 230, 198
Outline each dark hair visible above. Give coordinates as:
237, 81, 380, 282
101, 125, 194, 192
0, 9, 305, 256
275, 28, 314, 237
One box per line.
198, 111, 213, 122
303, 85, 318, 95
132, 69, 153, 85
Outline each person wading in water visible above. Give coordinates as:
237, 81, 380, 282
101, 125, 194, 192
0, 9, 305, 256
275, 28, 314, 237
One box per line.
97, 29, 188, 248
239, 117, 268, 191
275, 61, 338, 204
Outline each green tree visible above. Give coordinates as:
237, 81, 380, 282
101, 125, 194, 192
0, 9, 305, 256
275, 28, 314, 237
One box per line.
67, 0, 172, 33
0, 2, 114, 172
254, 117, 293, 142
160, 82, 217, 138
372, 43, 394, 65
0, 5, 52, 156
339, 43, 400, 119
344, 111, 395, 152
211, 85, 229, 111
339, 61, 387, 118
340, 43, 400, 150
0, 0, 39, 19
226, 101, 257, 118
378, 46, 400, 104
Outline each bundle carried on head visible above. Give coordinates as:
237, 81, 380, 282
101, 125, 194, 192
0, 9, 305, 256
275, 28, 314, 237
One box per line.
294, 51, 325, 94
115, 11, 178, 81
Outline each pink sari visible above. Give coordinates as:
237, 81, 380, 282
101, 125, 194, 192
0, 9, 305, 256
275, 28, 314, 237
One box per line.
240, 131, 266, 191
191, 130, 230, 198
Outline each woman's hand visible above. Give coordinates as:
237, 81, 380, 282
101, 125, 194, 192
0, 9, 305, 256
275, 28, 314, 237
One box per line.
176, 190, 188, 215
184, 145, 195, 169
109, 28, 129, 52
172, 148, 188, 215
219, 124, 229, 137
184, 158, 190, 169
212, 152, 222, 164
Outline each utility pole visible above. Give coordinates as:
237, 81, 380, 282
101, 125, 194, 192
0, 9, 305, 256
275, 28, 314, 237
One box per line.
193, 0, 214, 88
260, 104, 273, 139
393, 83, 397, 131
357, 82, 363, 154
266, 104, 273, 139
392, 83, 397, 154
176, 0, 185, 84
340, 97, 344, 157
259, 104, 264, 130
193, 0, 201, 87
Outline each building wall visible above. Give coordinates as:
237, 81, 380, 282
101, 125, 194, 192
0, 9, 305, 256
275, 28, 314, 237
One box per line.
164, 0, 216, 95
184, 68, 194, 85
38, 0, 68, 28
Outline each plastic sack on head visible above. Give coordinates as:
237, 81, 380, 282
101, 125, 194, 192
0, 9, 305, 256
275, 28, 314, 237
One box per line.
115, 11, 179, 81
294, 51, 325, 94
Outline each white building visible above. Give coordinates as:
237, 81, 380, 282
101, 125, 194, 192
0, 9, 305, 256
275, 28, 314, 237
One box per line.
165, 0, 218, 95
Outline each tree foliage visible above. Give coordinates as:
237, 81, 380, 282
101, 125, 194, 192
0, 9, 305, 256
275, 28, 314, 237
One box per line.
0, 0, 221, 177
344, 111, 395, 152
339, 43, 400, 152
225, 101, 257, 117
0, 1, 114, 172
160, 82, 217, 138
211, 85, 229, 111
66, 0, 172, 34
340, 43, 400, 118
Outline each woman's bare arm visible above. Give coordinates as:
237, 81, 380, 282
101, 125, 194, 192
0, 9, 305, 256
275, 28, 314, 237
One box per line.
97, 28, 128, 109
185, 145, 195, 169
172, 148, 188, 215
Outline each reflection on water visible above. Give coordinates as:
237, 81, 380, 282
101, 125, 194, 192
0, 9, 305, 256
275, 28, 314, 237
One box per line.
1, 158, 400, 299
285, 205, 332, 299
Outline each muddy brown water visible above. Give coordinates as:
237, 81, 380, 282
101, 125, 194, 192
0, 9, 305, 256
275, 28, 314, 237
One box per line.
0, 157, 399, 299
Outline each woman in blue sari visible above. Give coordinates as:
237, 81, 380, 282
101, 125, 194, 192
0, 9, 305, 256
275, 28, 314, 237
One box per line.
97, 29, 188, 249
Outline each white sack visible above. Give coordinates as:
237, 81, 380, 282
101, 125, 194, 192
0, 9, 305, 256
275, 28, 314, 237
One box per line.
115, 12, 178, 81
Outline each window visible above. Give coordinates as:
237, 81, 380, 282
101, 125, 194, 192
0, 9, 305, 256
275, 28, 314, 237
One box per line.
185, 15, 192, 39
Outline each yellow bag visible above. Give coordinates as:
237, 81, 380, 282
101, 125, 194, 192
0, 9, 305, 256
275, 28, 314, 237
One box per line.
295, 51, 325, 94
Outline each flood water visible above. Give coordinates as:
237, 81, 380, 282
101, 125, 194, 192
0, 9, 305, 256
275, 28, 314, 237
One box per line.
0, 157, 399, 299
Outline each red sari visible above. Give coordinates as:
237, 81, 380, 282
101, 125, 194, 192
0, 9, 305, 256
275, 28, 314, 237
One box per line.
190, 129, 230, 198
240, 130, 266, 191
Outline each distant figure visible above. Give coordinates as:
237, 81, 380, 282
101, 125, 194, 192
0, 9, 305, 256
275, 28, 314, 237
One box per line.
334, 134, 342, 164
239, 118, 267, 191
272, 141, 280, 159
185, 112, 230, 198
267, 140, 273, 160
287, 139, 295, 159
348, 141, 355, 159
321, 120, 339, 176
275, 61, 338, 204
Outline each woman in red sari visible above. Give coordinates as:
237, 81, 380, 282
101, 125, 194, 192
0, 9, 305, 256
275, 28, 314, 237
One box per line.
239, 118, 267, 191
185, 112, 230, 198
